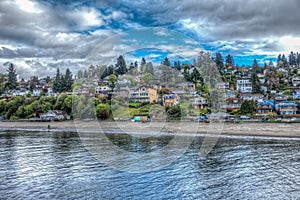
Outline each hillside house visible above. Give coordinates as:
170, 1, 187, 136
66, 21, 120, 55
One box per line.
130, 86, 158, 103
163, 94, 180, 107
241, 93, 264, 102
193, 96, 208, 110
236, 79, 252, 93
95, 85, 111, 94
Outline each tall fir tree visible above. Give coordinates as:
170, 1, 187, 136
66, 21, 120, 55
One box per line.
215, 52, 224, 75
251, 59, 261, 93
162, 57, 170, 66
281, 54, 289, 68
225, 54, 234, 68
141, 57, 146, 67
64, 68, 73, 92
288, 51, 297, 66
134, 61, 138, 68
115, 55, 127, 75
53, 68, 61, 93
5, 63, 18, 90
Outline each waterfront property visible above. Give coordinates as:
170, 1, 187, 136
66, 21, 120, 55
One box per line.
40, 110, 69, 121
275, 101, 300, 118
256, 100, 275, 115
222, 98, 243, 112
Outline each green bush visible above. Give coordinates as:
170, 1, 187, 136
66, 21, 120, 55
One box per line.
10, 116, 20, 120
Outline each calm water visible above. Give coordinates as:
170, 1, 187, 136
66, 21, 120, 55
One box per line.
0, 130, 299, 199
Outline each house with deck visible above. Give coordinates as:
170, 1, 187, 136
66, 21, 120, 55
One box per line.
163, 94, 180, 107
130, 86, 158, 103
222, 98, 243, 112
193, 96, 208, 110
236, 79, 252, 93
256, 100, 275, 115
275, 101, 300, 118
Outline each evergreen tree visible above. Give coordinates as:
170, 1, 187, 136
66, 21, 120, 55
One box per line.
225, 54, 234, 68
64, 68, 73, 92
215, 52, 224, 74
5, 63, 18, 90
53, 68, 61, 93
240, 100, 256, 115
101, 65, 114, 79
251, 59, 261, 93
288, 51, 297, 66
277, 54, 282, 63
174, 61, 181, 70
134, 61, 138, 69
129, 62, 135, 70
162, 57, 170, 66
281, 54, 289, 68
115, 55, 127, 75
146, 62, 154, 75
46, 76, 51, 83
191, 68, 202, 83
141, 57, 146, 67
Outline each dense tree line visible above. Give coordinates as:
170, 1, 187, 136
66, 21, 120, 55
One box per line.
53, 68, 73, 93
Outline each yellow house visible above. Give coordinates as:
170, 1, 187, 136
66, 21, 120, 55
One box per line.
163, 94, 180, 107
130, 86, 158, 103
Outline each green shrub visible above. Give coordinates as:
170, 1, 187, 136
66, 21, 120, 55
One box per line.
10, 116, 20, 120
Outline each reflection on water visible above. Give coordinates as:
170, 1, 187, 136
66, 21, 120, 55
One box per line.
0, 131, 299, 199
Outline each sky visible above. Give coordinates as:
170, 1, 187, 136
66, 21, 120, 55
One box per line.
1, 0, 300, 79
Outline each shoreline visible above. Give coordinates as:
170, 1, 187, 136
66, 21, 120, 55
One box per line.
1, 120, 300, 139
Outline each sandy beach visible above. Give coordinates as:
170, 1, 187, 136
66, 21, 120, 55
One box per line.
1, 120, 300, 138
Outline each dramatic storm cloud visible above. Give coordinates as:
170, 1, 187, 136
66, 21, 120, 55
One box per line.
1, 0, 300, 78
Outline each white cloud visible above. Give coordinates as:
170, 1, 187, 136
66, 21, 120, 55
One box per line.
65, 7, 104, 30
15, 0, 42, 13
279, 36, 300, 54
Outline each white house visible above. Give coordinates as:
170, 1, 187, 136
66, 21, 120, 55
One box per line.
193, 96, 208, 110
32, 89, 43, 96
241, 93, 264, 102
236, 79, 252, 93
95, 85, 111, 94
292, 76, 300, 87
40, 110, 69, 121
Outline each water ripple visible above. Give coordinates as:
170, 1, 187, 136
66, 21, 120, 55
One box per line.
0, 131, 299, 199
